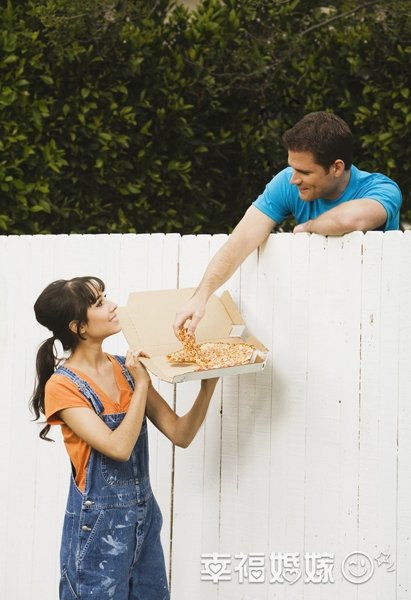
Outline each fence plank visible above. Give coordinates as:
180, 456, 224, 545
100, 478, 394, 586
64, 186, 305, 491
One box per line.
336, 232, 364, 600
0, 234, 11, 599
356, 232, 396, 599
266, 232, 310, 600
143, 233, 179, 576
397, 231, 411, 600
171, 234, 220, 600
4, 236, 49, 600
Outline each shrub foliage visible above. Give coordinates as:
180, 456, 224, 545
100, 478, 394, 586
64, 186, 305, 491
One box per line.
1, 0, 410, 234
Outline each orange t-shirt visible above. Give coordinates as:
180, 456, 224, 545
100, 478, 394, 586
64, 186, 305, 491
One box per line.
45, 354, 134, 492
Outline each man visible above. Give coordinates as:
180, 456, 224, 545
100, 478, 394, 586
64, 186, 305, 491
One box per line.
173, 111, 402, 335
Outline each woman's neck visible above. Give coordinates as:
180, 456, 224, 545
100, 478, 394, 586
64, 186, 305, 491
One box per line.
66, 342, 109, 375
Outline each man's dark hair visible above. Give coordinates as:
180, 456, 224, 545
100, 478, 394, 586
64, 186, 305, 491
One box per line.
282, 111, 353, 170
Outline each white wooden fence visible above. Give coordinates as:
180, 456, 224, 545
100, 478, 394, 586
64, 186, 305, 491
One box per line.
1, 232, 410, 600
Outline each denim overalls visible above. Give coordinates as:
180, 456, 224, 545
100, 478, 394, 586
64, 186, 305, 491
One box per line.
55, 356, 170, 600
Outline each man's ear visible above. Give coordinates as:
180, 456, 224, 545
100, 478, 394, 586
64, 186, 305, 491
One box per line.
333, 159, 346, 177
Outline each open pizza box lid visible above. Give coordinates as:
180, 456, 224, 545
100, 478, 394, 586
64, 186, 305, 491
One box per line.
118, 288, 268, 383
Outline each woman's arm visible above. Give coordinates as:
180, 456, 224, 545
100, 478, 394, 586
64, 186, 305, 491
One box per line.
146, 378, 219, 448
59, 350, 150, 461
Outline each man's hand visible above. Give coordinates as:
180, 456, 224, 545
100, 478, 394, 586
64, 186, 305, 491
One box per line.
173, 293, 206, 336
293, 221, 312, 233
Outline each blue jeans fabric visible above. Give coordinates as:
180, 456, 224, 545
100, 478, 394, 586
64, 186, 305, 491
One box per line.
55, 357, 169, 600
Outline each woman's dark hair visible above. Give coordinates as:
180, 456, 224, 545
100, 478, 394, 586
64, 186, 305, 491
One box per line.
282, 111, 353, 171
30, 276, 105, 440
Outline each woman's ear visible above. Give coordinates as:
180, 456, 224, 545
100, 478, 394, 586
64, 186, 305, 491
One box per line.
68, 320, 85, 335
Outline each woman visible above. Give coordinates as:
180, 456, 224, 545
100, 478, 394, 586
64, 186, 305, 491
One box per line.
30, 276, 218, 600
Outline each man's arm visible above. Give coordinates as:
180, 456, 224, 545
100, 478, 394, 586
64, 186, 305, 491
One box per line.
173, 206, 275, 335
293, 198, 387, 235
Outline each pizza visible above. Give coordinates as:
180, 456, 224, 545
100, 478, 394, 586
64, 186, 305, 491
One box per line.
166, 328, 255, 371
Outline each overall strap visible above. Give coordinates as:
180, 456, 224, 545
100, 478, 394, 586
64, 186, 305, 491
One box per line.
112, 355, 135, 392
54, 366, 104, 415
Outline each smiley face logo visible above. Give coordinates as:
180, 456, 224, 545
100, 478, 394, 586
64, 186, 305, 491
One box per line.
341, 551, 374, 584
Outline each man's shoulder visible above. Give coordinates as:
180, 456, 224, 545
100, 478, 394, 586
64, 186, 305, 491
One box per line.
252, 166, 299, 223
351, 165, 399, 188
349, 165, 402, 230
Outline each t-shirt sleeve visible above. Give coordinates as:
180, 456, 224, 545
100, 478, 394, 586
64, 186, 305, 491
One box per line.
45, 375, 93, 425
358, 175, 402, 230
252, 168, 294, 224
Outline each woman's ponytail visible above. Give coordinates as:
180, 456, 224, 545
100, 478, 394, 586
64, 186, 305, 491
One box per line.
30, 336, 58, 441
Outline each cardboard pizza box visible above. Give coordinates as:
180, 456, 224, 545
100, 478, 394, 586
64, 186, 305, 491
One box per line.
118, 288, 268, 383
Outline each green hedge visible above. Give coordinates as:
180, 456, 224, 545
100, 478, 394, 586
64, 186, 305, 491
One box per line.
0, 0, 410, 234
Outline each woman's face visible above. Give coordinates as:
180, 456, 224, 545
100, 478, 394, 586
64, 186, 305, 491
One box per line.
82, 289, 121, 340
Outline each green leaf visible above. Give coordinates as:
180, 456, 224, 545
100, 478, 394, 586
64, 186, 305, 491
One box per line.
40, 75, 54, 85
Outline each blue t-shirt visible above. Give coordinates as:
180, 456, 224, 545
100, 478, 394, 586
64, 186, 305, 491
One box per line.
252, 165, 402, 231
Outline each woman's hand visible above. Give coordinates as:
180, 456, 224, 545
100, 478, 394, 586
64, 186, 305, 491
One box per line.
125, 349, 151, 388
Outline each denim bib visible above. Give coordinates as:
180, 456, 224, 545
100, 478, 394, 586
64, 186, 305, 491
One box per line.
55, 355, 169, 600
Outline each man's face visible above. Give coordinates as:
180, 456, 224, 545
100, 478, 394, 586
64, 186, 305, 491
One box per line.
288, 150, 342, 202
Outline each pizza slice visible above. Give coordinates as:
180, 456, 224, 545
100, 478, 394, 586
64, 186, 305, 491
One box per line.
166, 328, 255, 371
